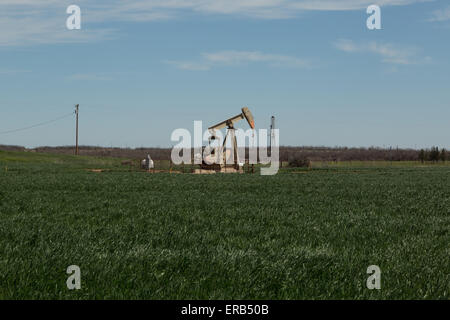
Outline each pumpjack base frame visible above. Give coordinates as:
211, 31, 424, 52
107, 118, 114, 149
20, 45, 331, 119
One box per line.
196, 164, 243, 174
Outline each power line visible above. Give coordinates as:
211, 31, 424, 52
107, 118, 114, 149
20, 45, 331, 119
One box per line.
0, 112, 75, 135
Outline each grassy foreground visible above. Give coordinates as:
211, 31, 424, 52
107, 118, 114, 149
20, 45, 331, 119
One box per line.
0, 150, 449, 299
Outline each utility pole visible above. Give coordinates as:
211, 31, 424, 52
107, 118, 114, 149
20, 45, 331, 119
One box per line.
75, 104, 79, 155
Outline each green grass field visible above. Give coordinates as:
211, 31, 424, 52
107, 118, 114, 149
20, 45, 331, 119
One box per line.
0, 150, 448, 299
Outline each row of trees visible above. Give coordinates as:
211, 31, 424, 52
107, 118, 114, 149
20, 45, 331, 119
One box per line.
1, 145, 448, 163
418, 147, 447, 163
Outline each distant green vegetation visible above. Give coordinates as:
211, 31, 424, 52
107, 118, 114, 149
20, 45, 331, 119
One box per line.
0, 150, 123, 171
0, 151, 449, 299
309, 160, 450, 168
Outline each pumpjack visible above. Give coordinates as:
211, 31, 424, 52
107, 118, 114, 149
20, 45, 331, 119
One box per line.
201, 107, 255, 172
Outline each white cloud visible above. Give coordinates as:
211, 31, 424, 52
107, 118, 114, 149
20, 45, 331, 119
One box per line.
0, 0, 432, 47
204, 51, 309, 67
97, 0, 431, 18
0, 69, 31, 75
67, 73, 113, 81
334, 39, 360, 53
429, 6, 450, 22
288, 0, 430, 11
334, 39, 431, 65
0, 4, 116, 47
164, 61, 212, 71
166, 50, 310, 70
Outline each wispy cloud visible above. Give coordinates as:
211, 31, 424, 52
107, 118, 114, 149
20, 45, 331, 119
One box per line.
67, 73, 113, 81
0, 69, 31, 75
428, 6, 450, 22
166, 51, 310, 71
290, 0, 431, 11
334, 39, 431, 65
101, 0, 431, 17
0, 7, 116, 47
0, 0, 431, 47
164, 61, 212, 71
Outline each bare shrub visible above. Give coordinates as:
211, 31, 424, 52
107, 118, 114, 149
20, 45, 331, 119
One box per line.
288, 153, 311, 168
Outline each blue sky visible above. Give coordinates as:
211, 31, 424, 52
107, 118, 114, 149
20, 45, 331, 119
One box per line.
0, 0, 449, 149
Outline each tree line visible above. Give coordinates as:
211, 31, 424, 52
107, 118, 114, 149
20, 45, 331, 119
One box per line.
0, 144, 448, 163
418, 147, 447, 163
